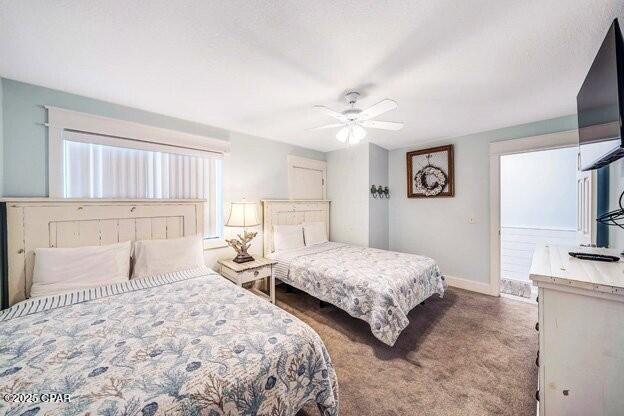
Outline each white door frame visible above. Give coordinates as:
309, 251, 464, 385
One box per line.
489, 129, 579, 296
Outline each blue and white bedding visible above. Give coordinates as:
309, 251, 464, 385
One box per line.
0, 267, 338, 416
271, 242, 447, 346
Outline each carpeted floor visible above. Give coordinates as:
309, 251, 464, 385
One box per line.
278, 286, 538, 416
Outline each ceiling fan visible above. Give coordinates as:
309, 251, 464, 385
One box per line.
309, 91, 404, 145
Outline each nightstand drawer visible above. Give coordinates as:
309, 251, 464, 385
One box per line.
222, 264, 271, 283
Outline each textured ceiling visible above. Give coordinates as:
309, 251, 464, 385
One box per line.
1, 0, 623, 151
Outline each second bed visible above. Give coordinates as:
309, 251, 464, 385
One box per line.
270, 242, 446, 346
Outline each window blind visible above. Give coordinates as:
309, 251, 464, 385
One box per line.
62, 134, 223, 238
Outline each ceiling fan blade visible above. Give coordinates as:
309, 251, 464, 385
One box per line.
307, 123, 345, 131
358, 99, 398, 120
313, 105, 347, 122
360, 120, 404, 131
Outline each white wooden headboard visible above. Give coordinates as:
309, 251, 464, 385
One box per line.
0, 198, 205, 308
261, 200, 330, 257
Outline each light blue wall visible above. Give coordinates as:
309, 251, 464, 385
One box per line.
326, 143, 370, 246
369, 143, 389, 249
389, 115, 578, 284
0, 78, 324, 197
0, 77, 582, 286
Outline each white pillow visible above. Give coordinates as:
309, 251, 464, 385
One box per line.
303, 222, 328, 246
132, 235, 205, 279
30, 241, 132, 298
273, 224, 305, 252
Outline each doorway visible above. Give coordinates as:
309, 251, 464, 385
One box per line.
499, 147, 578, 298
489, 129, 580, 297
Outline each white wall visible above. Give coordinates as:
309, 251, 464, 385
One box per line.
369, 143, 389, 249
326, 143, 369, 246
388, 115, 578, 286
501, 147, 577, 229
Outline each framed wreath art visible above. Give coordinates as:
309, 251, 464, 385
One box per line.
406, 144, 454, 198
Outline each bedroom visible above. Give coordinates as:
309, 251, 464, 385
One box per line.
0, 1, 623, 415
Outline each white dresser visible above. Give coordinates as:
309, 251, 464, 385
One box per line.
529, 245, 624, 416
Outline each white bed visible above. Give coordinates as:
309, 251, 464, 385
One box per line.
263, 200, 447, 346
0, 198, 338, 416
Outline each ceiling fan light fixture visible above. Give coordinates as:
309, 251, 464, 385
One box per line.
336, 124, 367, 145
314, 91, 402, 145
350, 124, 366, 144
336, 126, 349, 143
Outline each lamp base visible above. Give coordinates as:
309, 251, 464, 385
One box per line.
232, 252, 255, 263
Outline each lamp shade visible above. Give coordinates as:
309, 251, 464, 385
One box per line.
225, 202, 259, 227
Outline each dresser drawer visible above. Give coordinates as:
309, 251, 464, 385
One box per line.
222, 264, 272, 284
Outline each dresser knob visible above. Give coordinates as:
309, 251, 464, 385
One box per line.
535, 322, 539, 331
254, 270, 259, 277
535, 390, 540, 402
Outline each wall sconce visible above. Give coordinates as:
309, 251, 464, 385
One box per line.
370, 185, 390, 198
370, 185, 378, 197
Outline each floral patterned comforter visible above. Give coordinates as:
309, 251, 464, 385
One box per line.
0, 267, 338, 416
271, 243, 447, 346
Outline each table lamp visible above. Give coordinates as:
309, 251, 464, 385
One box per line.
224, 201, 260, 263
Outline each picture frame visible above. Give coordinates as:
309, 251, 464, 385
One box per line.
406, 144, 454, 198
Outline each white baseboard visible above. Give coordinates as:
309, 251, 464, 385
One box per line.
444, 275, 498, 296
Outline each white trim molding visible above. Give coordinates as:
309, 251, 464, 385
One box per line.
46, 106, 230, 197
489, 129, 578, 155
489, 129, 579, 297
63, 130, 216, 159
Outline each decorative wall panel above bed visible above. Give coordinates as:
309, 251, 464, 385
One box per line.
0, 198, 204, 308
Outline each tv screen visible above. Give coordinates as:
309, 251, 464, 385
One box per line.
578, 19, 624, 171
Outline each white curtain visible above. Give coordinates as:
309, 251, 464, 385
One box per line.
63, 138, 223, 238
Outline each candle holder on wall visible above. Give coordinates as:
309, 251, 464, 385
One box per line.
370, 185, 390, 199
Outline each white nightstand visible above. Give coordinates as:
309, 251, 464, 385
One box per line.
217, 257, 278, 303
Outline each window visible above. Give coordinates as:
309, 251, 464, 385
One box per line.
61, 132, 223, 238
47, 107, 229, 241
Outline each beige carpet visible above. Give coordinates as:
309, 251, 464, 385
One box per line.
279, 286, 538, 416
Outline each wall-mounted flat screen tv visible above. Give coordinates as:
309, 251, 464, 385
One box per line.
578, 19, 624, 171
